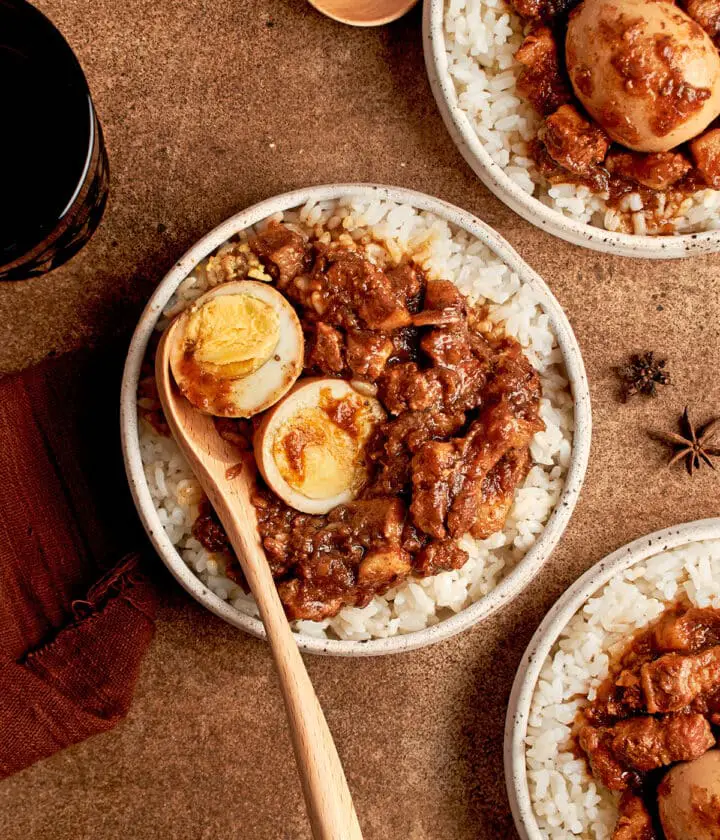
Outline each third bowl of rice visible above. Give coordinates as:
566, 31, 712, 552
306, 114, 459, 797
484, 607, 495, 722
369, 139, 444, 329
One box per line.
506, 517, 720, 839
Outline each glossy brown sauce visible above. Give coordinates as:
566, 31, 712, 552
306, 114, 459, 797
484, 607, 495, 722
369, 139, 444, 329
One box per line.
318, 391, 365, 440
175, 349, 235, 417
279, 424, 324, 483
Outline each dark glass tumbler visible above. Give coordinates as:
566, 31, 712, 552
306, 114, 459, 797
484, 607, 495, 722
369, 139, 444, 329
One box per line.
0, 0, 109, 281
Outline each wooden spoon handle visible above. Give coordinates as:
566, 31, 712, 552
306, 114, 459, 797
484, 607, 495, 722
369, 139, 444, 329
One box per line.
206, 481, 364, 840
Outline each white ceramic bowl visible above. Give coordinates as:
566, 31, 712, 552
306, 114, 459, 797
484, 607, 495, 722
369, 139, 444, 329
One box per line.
423, 0, 720, 259
121, 183, 591, 656
505, 517, 720, 839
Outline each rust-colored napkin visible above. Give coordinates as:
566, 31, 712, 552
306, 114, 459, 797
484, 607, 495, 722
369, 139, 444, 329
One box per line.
0, 344, 156, 779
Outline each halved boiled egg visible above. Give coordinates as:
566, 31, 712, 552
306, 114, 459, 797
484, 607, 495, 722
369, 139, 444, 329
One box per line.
254, 378, 386, 514
169, 280, 304, 418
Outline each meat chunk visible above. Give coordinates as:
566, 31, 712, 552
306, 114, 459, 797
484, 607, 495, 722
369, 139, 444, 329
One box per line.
409, 395, 541, 541
383, 411, 466, 455
192, 500, 230, 554
530, 136, 610, 192
578, 725, 637, 792
346, 330, 394, 381
358, 547, 412, 585
485, 337, 544, 424
284, 246, 416, 332
276, 498, 408, 621
414, 540, 469, 575
579, 714, 716, 791
250, 221, 307, 287
365, 410, 466, 497
358, 281, 412, 330
690, 128, 720, 189
471, 447, 532, 539
333, 497, 404, 538
609, 713, 715, 772
378, 362, 458, 414
653, 606, 720, 653
606, 150, 692, 191
395, 318, 495, 417
412, 279, 466, 326
507, 0, 577, 20
324, 257, 416, 331
447, 391, 543, 539
410, 441, 462, 539
516, 26, 573, 116
306, 322, 345, 374
386, 262, 423, 308
641, 645, 720, 712
686, 0, 720, 39
277, 579, 345, 622
612, 793, 657, 840
419, 328, 490, 409
540, 104, 610, 175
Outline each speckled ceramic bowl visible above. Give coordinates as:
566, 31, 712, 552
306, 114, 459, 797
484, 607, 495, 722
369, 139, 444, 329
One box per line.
121, 183, 591, 656
423, 0, 720, 259
505, 517, 720, 839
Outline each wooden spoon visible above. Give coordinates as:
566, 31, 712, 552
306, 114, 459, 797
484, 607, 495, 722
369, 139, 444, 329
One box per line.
308, 0, 419, 26
155, 326, 363, 840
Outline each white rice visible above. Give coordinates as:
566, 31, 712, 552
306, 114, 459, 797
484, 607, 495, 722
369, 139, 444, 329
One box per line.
138, 195, 574, 640
526, 538, 720, 839
443, 0, 720, 234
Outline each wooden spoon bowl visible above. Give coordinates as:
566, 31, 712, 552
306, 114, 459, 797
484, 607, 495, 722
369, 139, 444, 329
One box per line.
308, 0, 419, 26
155, 323, 363, 840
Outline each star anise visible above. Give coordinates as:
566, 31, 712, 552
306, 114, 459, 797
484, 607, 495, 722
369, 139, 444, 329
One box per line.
616, 352, 670, 401
651, 408, 720, 475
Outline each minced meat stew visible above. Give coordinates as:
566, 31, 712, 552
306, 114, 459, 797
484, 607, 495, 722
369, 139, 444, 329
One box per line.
182, 222, 545, 621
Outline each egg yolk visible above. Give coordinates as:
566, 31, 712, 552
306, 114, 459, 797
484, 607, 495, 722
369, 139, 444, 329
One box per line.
272, 391, 374, 499
185, 294, 280, 379
272, 406, 368, 500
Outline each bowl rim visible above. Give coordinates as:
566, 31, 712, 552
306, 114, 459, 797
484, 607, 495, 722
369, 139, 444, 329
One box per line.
504, 516, 720, 840
120, 182, 592, 656
423, 0, 720, 260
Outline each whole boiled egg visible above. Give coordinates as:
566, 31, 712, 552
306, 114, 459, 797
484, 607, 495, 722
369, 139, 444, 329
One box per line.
658, 750, 720, 840
566, 0, 720, 152
169, 280, 303, 418
254, 378, 386, 514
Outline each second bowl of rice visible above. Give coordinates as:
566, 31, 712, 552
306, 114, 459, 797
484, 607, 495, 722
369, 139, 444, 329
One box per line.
121, 183, 590, 655
424, 0, 720, 259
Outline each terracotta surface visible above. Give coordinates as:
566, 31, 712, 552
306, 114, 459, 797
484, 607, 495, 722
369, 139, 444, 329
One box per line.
0, 1, 719, 838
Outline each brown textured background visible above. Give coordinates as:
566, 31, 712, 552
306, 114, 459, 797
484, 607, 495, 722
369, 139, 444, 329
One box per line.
1, 1, 719, 837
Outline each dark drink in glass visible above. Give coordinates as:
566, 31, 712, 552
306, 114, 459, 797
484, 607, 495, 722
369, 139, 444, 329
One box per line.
0, 0, 109, 281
